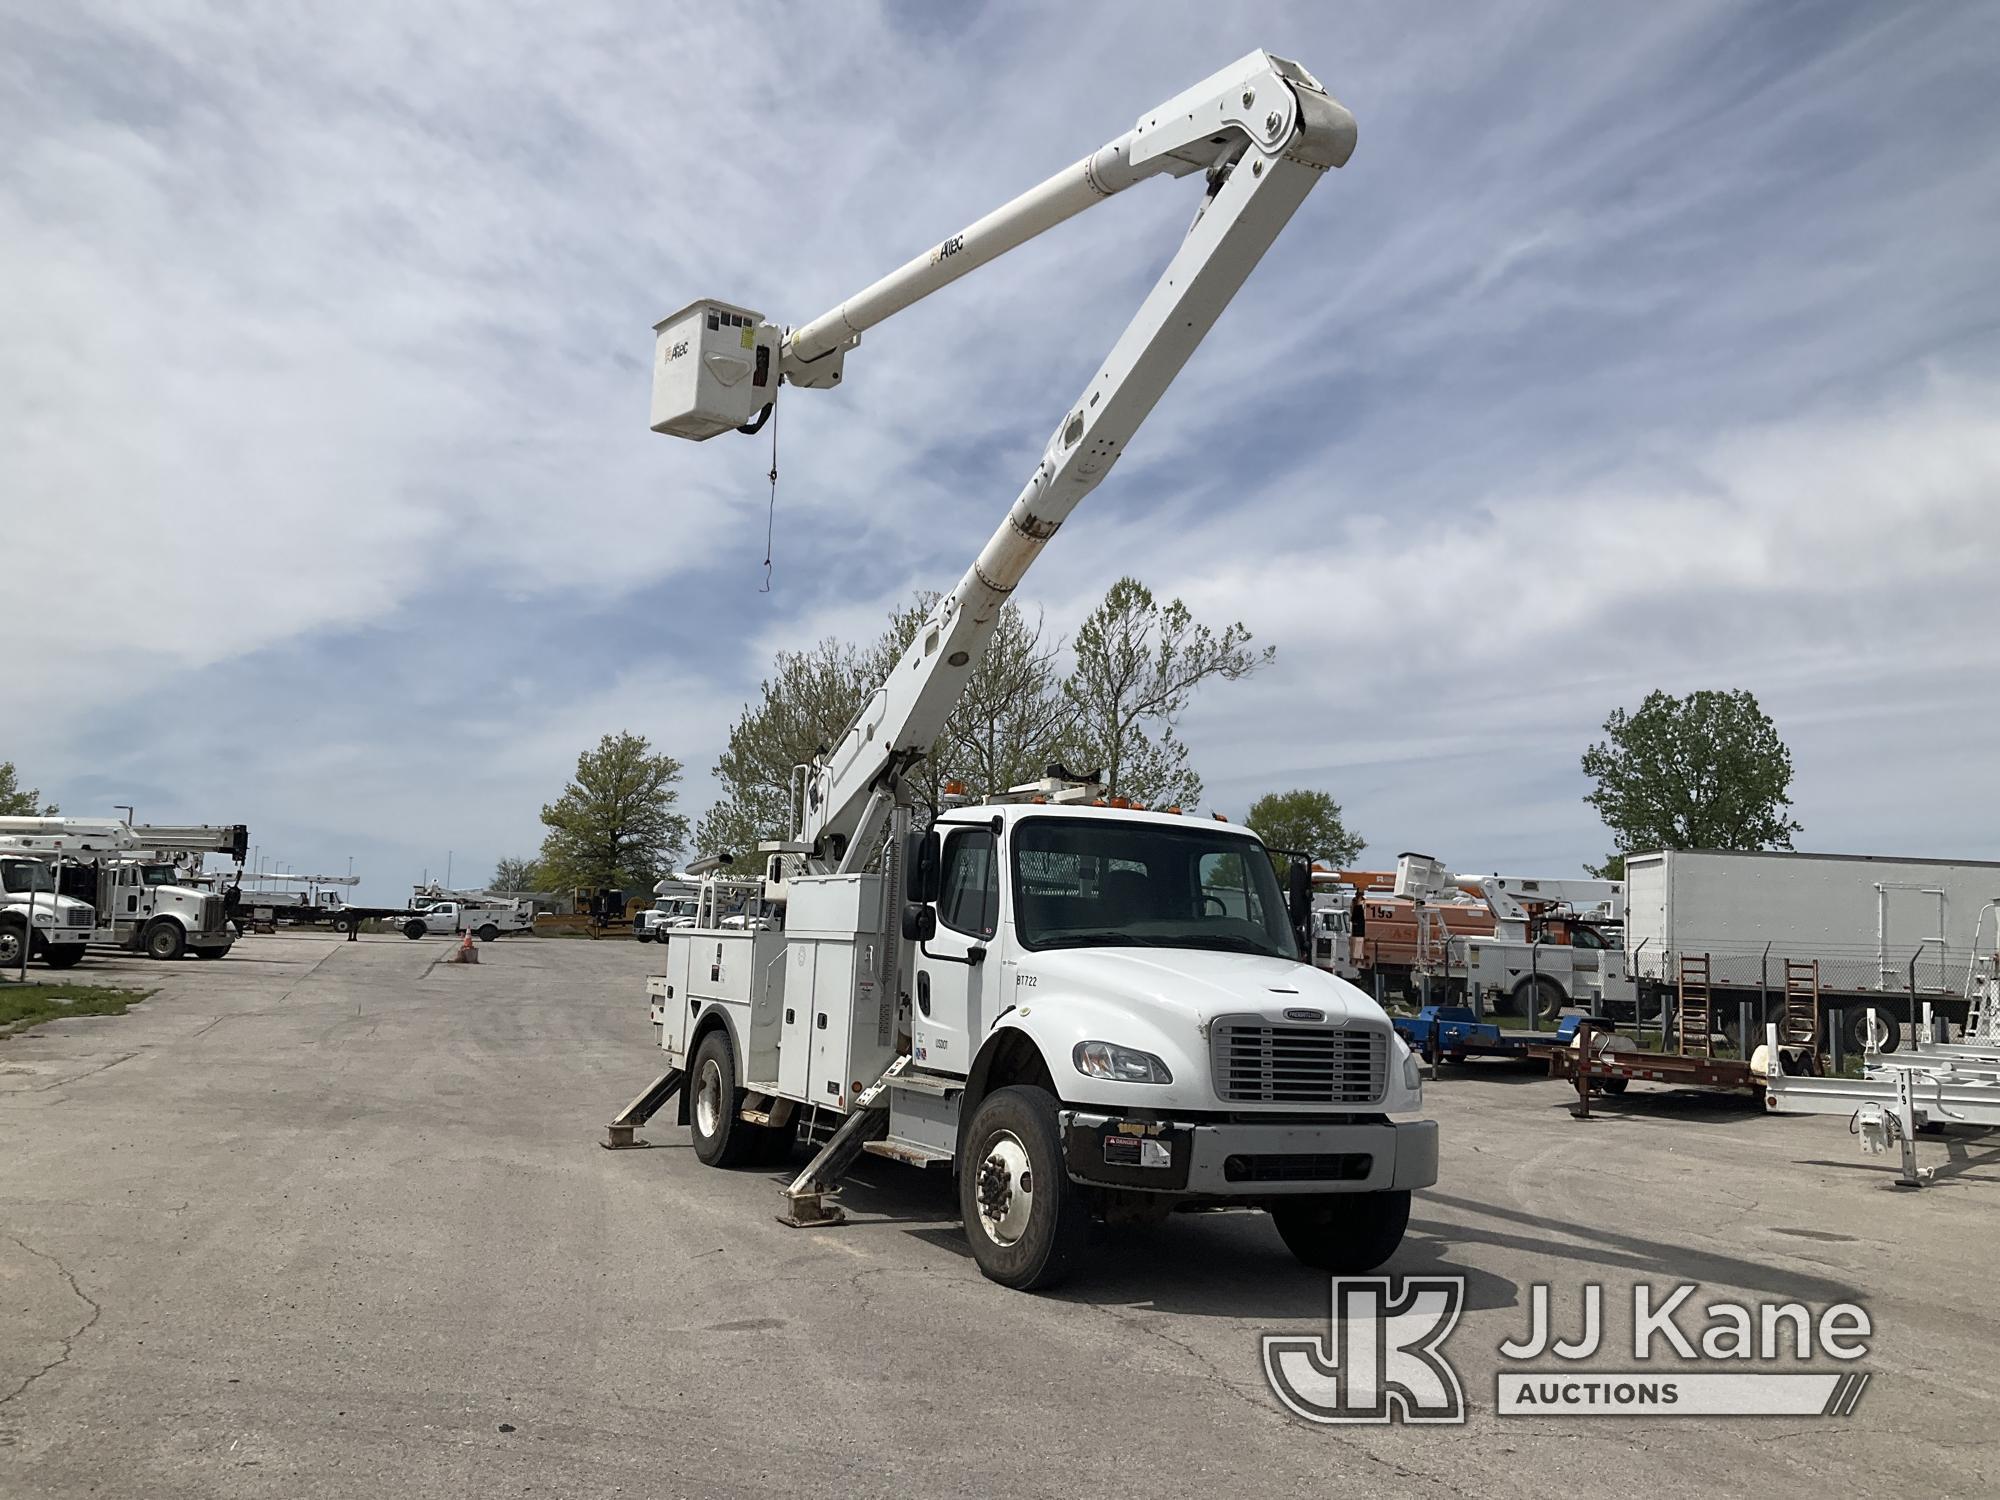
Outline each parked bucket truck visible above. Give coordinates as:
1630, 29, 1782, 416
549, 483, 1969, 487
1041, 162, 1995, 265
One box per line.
0, 818, 246, 960
618, 51, 1436, 1290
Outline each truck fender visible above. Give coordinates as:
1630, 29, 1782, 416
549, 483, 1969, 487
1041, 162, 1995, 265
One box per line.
682, 1002, 747, 1126
959, 1021, 1060, 1154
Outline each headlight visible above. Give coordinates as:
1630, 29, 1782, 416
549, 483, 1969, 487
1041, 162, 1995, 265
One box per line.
30, 909, 56, 926
1073, 1040, 1173, 1085
1401, 1045, 1424, 1093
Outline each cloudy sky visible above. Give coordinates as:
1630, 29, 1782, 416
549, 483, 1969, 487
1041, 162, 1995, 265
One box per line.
9, 2, 1999, 899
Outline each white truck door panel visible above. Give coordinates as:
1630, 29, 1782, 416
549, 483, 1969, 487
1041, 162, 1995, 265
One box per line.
914, 826, 999, 1076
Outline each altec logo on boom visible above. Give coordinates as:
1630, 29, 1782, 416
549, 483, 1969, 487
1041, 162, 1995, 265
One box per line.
1262, 1280, 1873, 1424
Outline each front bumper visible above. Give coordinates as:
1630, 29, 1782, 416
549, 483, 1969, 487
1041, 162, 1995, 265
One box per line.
1060, 1110, 1439, 1197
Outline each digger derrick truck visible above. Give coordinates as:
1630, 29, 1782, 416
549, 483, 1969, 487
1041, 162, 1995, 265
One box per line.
627, 51, 1435, 1289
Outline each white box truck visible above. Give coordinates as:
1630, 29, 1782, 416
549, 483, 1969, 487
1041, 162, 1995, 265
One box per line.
1624, 849, 2000, 1052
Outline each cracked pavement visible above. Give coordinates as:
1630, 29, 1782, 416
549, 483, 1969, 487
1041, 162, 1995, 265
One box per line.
0, 933, 1994, 1497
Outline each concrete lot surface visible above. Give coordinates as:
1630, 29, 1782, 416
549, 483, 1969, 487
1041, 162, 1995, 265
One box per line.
2, 934, 1994, 1498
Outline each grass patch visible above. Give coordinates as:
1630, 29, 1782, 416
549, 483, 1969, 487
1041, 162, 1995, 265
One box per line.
0, 982, 153, 1036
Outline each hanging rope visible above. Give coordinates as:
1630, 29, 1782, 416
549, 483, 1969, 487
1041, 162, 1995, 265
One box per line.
760, 400, 779, 593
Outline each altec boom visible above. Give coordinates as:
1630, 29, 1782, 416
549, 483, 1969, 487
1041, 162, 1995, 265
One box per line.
631, 51, 1435, 1291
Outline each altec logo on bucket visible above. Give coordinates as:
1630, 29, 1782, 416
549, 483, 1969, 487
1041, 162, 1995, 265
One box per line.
1263, 1279, 1873, 1424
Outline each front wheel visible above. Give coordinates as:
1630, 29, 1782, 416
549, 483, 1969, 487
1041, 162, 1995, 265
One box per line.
144, 921, 187, 961
403, 920, 426, 940
634, 930, 652, 944
194, 945, 230, 960
1271, 1190, 1412, 1274
959, 1085, 1090, 1291
0, 918, 24, 968
42, 944, 87, 970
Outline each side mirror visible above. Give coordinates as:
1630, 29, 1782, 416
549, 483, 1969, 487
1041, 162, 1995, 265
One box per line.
1287, 859, 1312, 950
905, 831, 941, 904
901, 902, 937, 943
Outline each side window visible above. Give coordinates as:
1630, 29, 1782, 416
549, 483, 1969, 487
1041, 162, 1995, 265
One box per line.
1197, 851, 1263, 923
937, 829, 999, 940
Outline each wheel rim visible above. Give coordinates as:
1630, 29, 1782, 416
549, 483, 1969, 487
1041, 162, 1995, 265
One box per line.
0, 933, 19, 965
973, 1130, 1036, 1247
695, 1056, 724, 1138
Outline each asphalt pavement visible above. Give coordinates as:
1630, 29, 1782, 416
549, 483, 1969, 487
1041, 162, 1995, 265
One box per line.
2, 933, 1993, 1497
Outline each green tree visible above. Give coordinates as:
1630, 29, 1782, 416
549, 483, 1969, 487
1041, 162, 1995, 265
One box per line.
0, 762, 56, 816
538, 733, 689, 893
943, 601, 1072, 801
1580, 689, 1802, 878
1246, 789, 1364, 880
1063, 577, 1271, 805
697, 602, 931, 859
490, 856, 543, 892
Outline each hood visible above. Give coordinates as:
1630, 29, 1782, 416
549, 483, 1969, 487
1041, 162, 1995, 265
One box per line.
1020, 945, 1386, 1029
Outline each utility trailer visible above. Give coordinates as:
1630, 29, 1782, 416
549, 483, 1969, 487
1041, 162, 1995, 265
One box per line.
613, 50, 1441, 1291
1395, 1005, 1611, 1078
1624, 849, 2000, 1053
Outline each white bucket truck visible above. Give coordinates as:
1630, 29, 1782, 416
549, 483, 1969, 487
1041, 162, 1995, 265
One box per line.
0, 853, 98, 969
0, 819, 245, 960
617, 51, 1436, 1289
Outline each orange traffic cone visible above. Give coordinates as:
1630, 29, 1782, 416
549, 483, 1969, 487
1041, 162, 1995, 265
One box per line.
454, 929, 480, 964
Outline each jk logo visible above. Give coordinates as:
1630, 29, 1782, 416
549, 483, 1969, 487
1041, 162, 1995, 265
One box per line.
1262, 1277, 1467, 1424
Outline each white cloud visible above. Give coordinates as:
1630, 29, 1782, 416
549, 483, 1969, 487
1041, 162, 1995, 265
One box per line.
9, 2, 2000, 891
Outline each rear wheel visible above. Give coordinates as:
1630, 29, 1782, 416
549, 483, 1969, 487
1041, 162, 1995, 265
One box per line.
1512, 975, 1566, 1021
1271, 1190, 1412, 1273
689, 1027, 758, 1167
476, 924, 499, 943
144, 921, 186, 961
959, 1085, 1089, 1291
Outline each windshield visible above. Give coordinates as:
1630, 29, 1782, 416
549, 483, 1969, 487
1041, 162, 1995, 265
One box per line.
1011, 816, 1297, 959
2, 861, 57, 896
140, 864, 181, 887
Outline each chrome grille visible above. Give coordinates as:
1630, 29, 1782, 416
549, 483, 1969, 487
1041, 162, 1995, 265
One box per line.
202, 895, 224, 933
1210, 1018, 1387, 1105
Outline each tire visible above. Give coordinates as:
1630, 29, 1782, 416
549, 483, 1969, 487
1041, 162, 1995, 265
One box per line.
689, 1027, 758, 1168
333, 916, 356, 936
1595, 1076, 1630, 1095
144, 921, 187, 961
1512, 975, 1566, 1022
403, 920, 426, 940
194, 945, 230, 960
1271, 1190, 1412, 1274
476, 924, 499, 943
0, 918, 23, 968
634, 930, 652, 944
42, 945, 87, 969
959, 1084, 1090, 1291
1839, 1005, 1902, 1056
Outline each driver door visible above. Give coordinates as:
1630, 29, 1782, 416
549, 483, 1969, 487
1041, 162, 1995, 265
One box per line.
913, 827, 998, 1077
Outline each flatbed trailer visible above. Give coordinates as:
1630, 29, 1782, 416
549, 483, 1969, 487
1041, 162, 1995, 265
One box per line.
1394, 1005, 1586, 1067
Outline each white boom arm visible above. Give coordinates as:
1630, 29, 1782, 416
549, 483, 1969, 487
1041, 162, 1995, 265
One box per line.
651, 51, 1356, 868
0, 818, 249, 861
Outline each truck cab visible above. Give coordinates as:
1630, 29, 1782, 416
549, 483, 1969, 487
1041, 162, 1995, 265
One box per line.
0, 855, 98, 969
87, 860, 234, 960
634, 896, 698, 942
